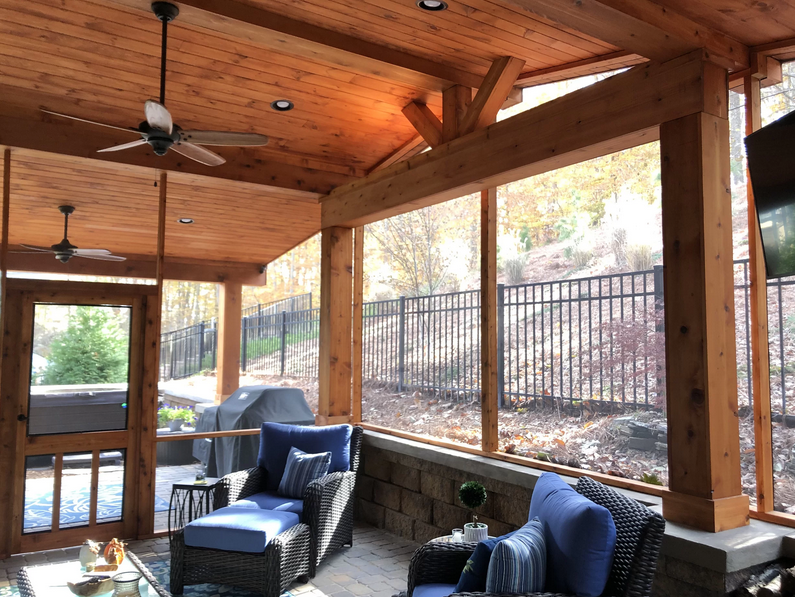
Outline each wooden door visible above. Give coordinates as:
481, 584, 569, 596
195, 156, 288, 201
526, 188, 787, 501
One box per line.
0, 279, 159, 555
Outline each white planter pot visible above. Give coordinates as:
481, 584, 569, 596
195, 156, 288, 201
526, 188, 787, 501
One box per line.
79, 541, 98, 567
463, 522, 488, 542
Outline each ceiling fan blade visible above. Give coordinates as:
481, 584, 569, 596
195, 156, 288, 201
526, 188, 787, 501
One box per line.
171, 142, 226, 166
179, 131, 269, 147
9, 251, 56, 254
20, 244, 55, 253
72, 248, 112, 255
97, 139, 148, 153
40, 109, 138, 134
144, 100, 173, 134
75, 254, 127, 262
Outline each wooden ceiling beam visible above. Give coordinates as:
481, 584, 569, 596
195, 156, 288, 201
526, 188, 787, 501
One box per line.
321, 51, 723, 228
104, 0, 483, 91
459, 57, 526, 136
401, 103, 444, 149
501, 0, 748, 71
7, 248, 268, 285
515, 51, 648, 88
0, 103, 340, 197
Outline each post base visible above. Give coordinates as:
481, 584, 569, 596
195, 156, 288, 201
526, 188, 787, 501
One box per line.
662, 491, 749, 532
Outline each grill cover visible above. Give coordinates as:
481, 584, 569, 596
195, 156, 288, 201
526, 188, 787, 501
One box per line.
192, 405, 219, 465
202, 386, 314, 477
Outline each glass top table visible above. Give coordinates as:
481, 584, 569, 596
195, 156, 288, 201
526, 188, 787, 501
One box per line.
17, 551, 170, 597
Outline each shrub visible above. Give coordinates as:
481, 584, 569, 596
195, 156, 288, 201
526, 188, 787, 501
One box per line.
158, 405, 196, 428
626, 244, 654, 271
503, 254, 526, 284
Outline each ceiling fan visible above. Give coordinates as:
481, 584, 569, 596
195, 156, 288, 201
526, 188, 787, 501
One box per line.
40, 2, 269, 167
12, 206, 127, 264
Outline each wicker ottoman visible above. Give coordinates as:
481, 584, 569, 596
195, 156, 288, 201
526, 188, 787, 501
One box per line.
171, 508, 311, 597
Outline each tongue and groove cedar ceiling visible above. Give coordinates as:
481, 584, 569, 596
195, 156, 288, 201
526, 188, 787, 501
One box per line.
1, 0, 795, 268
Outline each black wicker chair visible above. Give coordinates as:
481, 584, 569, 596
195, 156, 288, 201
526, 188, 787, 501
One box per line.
212, 425, 363, 577
407, 476, 665, 597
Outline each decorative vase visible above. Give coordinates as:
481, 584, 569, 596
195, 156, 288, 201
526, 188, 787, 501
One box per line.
463, 522, 488, 542
168, 420, 183, 431
78, 540, 99, 568
111, 571, 142, 597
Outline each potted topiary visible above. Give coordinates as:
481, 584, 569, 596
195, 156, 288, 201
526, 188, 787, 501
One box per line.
158, 405, 196, 431
459, 481, 488, 542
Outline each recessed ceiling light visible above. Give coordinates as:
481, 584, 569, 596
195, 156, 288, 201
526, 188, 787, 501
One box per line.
416, 0, 448, 11
178, 218, 194, 224
271, 100, 294, 112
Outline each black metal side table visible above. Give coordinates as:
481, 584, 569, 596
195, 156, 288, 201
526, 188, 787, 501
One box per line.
168, 476, 220, 540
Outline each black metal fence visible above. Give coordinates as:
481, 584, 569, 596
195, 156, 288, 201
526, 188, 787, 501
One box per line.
161, 265, 795, 414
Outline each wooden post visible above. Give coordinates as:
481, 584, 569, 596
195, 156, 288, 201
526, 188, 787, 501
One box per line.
744, 73, 774, 513
442, 85, 471, 143
352, 226, 364, 424
216, 281, 242, 402
660, 108, 749, 532
0, 148, 11, 558
481, 188, 499, 452
318, 226, 353, 425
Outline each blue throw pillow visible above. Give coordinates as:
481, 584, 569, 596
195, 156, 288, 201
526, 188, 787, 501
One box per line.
528, 473, 616, 597
454, 531, 516, 593
257, 422, 352, 490
278, 447, 331, 498
485, 518, 546, 594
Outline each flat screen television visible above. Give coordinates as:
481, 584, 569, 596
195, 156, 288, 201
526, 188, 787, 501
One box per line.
746, 109, 795, 279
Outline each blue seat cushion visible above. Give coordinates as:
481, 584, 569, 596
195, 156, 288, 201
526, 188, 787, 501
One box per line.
258, 422, 352, 491
412, 584, 456, 597
454, 531, 516, 593
229, 491, 304, 518
485, 518, 546, 594
528, 473, 616, 597
184, 507, 299, 554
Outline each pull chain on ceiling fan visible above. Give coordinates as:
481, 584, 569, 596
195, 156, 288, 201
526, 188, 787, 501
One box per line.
41, 2, 270, 166
11, 205, 127, 263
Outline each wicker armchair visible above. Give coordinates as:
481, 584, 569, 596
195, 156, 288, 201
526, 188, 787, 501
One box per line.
407, 476, 665, 597
213, 425, 363, 576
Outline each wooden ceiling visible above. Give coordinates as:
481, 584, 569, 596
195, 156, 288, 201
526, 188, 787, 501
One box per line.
1, 0, 795, 271
4, 150, 319, 264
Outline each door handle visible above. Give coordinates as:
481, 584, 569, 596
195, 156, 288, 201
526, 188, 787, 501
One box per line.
17, 414, 27, 422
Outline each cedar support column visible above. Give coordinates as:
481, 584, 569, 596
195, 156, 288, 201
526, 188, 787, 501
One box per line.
660, 100, 750, 531
481, 188, 499, 452
216, 281, 242, 402
352, 226, 364, 424
318, 226, 353, 425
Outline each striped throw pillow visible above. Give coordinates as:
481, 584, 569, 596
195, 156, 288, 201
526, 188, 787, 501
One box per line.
277, 446, 332, 499
485, 518, 546, 594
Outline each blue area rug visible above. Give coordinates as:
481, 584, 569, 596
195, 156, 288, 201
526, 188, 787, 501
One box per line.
0, 558, 294, 597
24, 478, 170, 530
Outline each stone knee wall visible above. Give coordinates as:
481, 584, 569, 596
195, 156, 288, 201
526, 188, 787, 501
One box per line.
355, 443, 531, 543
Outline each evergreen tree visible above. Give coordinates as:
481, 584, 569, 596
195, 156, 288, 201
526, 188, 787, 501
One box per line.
41, 307, 128, 385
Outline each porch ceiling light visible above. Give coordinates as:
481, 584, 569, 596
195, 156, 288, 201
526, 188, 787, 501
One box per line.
271, 100, 294, 112
178, 218, 194, 224
416, 0, 448, 10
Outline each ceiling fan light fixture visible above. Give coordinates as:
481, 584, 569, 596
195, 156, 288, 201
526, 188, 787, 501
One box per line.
178, 218, 194, 224
416, 0, 448, 11
271, 100, 294, 112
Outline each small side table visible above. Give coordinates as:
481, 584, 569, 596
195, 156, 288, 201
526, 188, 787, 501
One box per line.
168, 476, 220, 539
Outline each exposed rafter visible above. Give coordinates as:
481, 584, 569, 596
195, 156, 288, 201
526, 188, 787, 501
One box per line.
401, 103, 444, 149
460, 57, 526, 136
104, 0, 483, 91
501, 0, 748, 70
321, 51, 724, 228
515, 51, 648, 88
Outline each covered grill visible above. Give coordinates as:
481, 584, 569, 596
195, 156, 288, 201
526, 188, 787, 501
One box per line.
195, 385, 314, 477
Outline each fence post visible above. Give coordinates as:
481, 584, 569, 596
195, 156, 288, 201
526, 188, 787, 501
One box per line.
653, 265, 664, 328
241, 316, 248, 372
497, 284, 505, 408
398, 296, 406, 392
280, 310, 288, 376
170, 330, 177, 380
199, 321, 205, 371
212, 319, 217, 370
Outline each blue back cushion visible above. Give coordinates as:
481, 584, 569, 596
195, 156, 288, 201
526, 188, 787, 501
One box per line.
528, 473, 616, 597
257, 422, 352, 490
485, 518, 546, 594
454, 531, 516, 593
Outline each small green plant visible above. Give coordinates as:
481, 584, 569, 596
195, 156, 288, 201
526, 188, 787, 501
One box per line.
459, 481, 488, 527
641, 472, 663, 486
158, 405, 196, 428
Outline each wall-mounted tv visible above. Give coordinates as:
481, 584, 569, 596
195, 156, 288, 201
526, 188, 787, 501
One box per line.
746, 109, 795, 279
